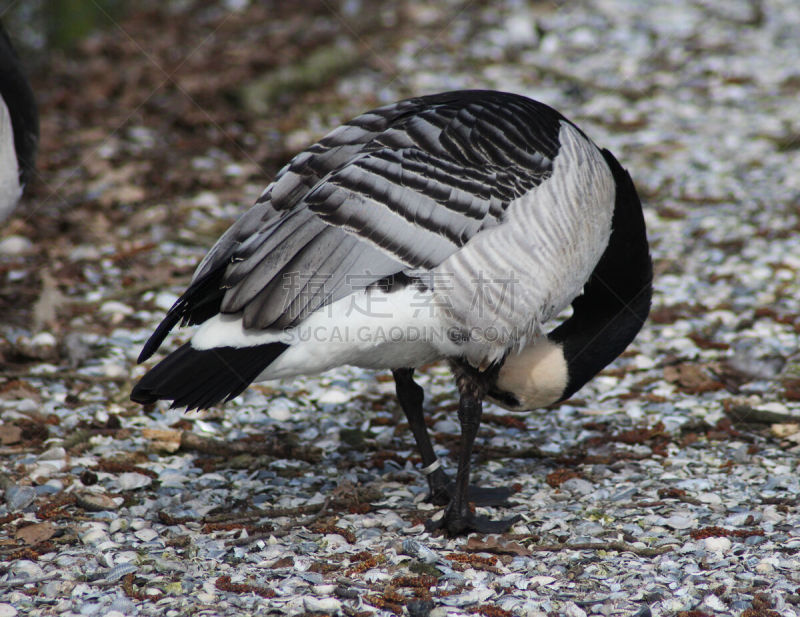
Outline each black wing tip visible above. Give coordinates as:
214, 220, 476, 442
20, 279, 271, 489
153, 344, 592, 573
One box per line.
138, 269, 229, 364
137, 318, 178, 364
130, 341, 289, 411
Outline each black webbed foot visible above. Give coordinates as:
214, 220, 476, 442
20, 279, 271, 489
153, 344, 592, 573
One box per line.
463, 483, 516, 507
425, 506, 521, 536
425, 468, 516, 507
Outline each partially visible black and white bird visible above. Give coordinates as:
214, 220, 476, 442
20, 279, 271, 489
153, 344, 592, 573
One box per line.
131, 90, 652, 535
0, 21, 38, 222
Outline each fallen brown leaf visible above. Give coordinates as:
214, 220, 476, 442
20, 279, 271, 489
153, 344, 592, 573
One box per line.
663, 363, 723, 393
15, 521, 57, 545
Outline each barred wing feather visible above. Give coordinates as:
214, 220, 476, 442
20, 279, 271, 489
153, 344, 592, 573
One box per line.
140, 91, 582, 363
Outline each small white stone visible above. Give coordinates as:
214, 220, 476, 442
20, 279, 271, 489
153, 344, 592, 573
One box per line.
0, 603, 18, 617
312, 584, 337, 595
504, 14, 537, 47
38, 446, 67, 461
9, 559, 44, 579
134, 528, 159, 543
99, 301, 134, 316
29, 462, 65, 481
303, 597, 341, 613
30, 332, 57, 348
704, 536, 731, 553
114, 551, 138, 564
634, 354, 656, 370
755, 557, 776, 574
316, 389, 350, 404
69, 245, 101, 261
81, 529, 109, 545
362, 569, 390, 583
697, 492, 723, 505
268, 401, 292, 421
560, 477, 594, 496
102, 360, 128, 378
564, 602, 588, 617
116, 472, 152, 491
320, 534, 349, 550
193, 191, 220, 209
664, 514, 694, 530
0, 235, 33, 255
701, 594, 727, 612
152, 292, 178, 312
440, 587, 493, 607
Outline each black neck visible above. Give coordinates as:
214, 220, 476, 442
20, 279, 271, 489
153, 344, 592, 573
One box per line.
550, 148, 652, 401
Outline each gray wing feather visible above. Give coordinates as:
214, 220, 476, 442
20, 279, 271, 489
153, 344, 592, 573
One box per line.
433, 122, 616, 365
187, 91, 567, 334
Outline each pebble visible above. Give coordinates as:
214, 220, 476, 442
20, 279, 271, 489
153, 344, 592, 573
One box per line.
114, 472, 152, 491
153, 292, 179, 312
564, 603, 588, 617
439, 587, 493, 607
704, 537, 732, 553
107, 598, 136, 615
560, 477, 595, 496
303, 597, 341, 612
5, 484, 36, 511
76, 492, 120, 512
134, 528, 159, 542
700, 594, 727, 612
0, 235, 32, 255
101, 564, 138, 583
663, 515, 695, 530
9, 560, 44, 579
108, 518, 128, 534
401, 538, 439, 564
755, 557, 777, 574
697, 492, 723, 505
81, 528, 110, 545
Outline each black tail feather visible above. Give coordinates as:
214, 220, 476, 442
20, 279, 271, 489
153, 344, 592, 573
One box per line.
131, 342, 288, 410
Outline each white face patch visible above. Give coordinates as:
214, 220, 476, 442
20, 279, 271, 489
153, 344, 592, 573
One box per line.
491, 338, 568, 411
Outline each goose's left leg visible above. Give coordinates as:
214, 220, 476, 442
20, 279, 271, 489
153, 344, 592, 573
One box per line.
392, 368, 515, 512
423, 364, 521, 535
392, 368, 451, 505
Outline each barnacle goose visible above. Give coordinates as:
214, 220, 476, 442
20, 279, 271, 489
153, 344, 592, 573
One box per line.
132, 90, 652, 535
0, 22, 38, 222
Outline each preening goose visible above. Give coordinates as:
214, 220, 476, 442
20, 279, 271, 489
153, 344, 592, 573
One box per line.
132, 90, 653, 535
0, 22, 38, 222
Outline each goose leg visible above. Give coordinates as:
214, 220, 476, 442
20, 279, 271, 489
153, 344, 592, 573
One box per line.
392, 368, 514, 508
424, 372, 520, 535
392, 368, 450, 505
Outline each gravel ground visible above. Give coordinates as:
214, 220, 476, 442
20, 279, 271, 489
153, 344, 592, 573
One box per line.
2, 1, 800, 616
